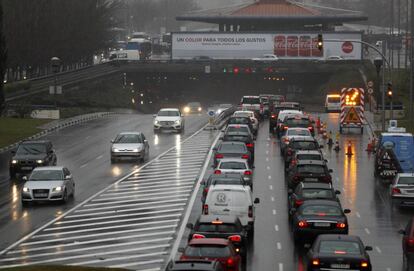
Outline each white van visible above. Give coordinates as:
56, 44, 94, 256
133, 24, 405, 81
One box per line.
202, 184, 259, 236
325, 94, 341, 112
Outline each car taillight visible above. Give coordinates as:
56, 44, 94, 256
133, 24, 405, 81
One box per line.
227, 257, 235, 267
244, 170, 252, 176
293, 174, 301, 182
214, 170, 222, 174
246, 143, 254, 148
311, 258, 320, 266
248, 205, 253, 218
360, 261, 369, 268
322, 176, 332, 182
283, 138, 290, 143
283, 126, 289, 130
295, 199, 304, 207
298, 220, 308, 228
271, 114, 276, 119
215, 154, 224, 159
408, 238, 414, 246
241, 154, 249, 159
203, 187, 209, 194
260, 104, 264, 109
287, 149, 292, 156
228, 235, 242, 242
192, 233, 205, 239
336, 222, 347, 229
308, 126, 314, 131
203, 204, 209, 214
392, 188, 401, 195
291, 159, 297, 166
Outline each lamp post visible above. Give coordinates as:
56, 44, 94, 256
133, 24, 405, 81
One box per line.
374, 57, 385, 130
50, 57, 61, 108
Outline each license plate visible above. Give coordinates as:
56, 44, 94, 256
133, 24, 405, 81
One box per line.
34, 193, 48, 197
314, 222, 331, 227
304, 178, 318, 182
331, 263, 350, 269
21, 167, 32, 170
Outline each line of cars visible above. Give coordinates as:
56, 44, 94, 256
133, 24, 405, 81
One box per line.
167, 105, 263, 271
272, 104, 374, 270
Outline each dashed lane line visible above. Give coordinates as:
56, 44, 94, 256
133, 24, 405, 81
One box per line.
80, 163, 88, 168
273, 209, 277, 215
365, 228, 371, 235
96, 155, 103, 160
109, 260, 164, 270
277, 242, 282, 250
356, 211, 361, 218
275, 225, 279, 232
375, 246, 382, 254
279, 263, 284, 271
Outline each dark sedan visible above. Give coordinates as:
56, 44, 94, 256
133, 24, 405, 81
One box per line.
213, 142, 252, 167
284, 136, 321, 167
221, 131, 255, 160
307, 234, 372, 271
287, 160, 333, 189
227, 116, 256, 136
290, 200, 350, 244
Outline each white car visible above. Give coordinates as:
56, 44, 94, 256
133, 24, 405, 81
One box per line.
214, 158, 253, 188
21, 166, 75, 205
325, 94, 341, 112
110, 132, 149, 163
153, 108, 184, 133
390, 173, 414, 207
233, 110, 259, 131
276, 109, 303, 135
252, 54, 279, 61
203, 184, 260, 237
280, 128, 312, 154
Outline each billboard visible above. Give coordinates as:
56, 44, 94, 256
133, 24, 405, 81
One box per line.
172, 32, 362, 60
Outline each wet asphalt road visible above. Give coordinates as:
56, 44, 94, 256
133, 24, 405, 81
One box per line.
0, 113, 208, 252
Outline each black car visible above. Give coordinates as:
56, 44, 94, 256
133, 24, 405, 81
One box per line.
213, 142, 252, 167
187, 215, 248, 259
399, 217, 414, 270
201, 173, 246, 203
288, 182, 341, 214
287, 150, 325, 171
307, 234, 372, 271
269, 102, 301, 133
287, 160, 333, 189
227, 117, 255, 136
290, 200, 350, 244
284, 136, 321, 167
280, 115, 314, 136
166, 260, 224, 271
221, 131, 255, 160
9, 140, 57, 179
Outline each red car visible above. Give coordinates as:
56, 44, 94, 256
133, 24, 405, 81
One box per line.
180, 238, 242, 271
399, 217, 414, 270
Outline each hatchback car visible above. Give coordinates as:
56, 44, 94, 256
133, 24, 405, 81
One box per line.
287, 150, 325, 171
399, 217, 414, 270
232, 111, 258, 132
276, 110, 303, 137
221, 131, 255, 159
280, 128, 312, 155
9, 140, 57, 179
187, 215, 248, 259
183, 102, 202, 114
269, 102, 300, 133
180, 238, 242, 271
201, 173, 247, 203
391, 173, 414, 207
166, 260, 224, 271
284, 136, 321, 167
224, 124, 254, 139
21, 166, 75, 205
290, 200, 350, 244
214, 159, 253, 189
281, 115, 315, 136
287, 160, 333, 189
110, 132, 149, 163
153, 108, 184, 133
213, 142, 252, 167
307, 234, 372, 271
226, 117, 256, 136
288, 182, 341, 214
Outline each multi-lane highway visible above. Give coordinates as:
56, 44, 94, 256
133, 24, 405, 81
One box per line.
0, 110, 410, 270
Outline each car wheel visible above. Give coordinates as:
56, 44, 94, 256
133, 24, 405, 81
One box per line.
61, 190, 68, 204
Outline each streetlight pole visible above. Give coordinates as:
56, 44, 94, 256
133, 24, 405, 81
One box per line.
50, 57, 61, 109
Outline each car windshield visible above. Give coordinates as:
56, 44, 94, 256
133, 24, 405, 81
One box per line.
302, 189, 333, 199
184, 245, 231, 257
398, 176, 414, 185
114, 134, 142, 143
16, 144, 47, 155
297, 154, 322, 160
285, 119, 309, 126
234, 112, 251, 118
328, 97, 341, 103
242, 97, 260, 104
219, 144, 246, 153
158, 110, 179, 116
287, 129, 311, 136
228, 118, 249, 125
197, 224, 240, 233
301, 205, 342, 216
212, 179, 244, 186
291, 141, 318, 150
227, 127, 249, 133
224, 135, 249, 142
188, 102, 201, 107
220, 162, 247, 170
319, 241, 362, 255
297, 165, 325, 174
30, 170, 63, 181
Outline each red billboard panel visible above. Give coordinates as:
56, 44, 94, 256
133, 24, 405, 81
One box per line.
274, 35, 286, 57
299, 36, 311, 57
287, 36, 299, 57
311, 37, 323, 57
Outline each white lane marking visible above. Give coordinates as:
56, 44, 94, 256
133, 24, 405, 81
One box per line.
273, 209, 277, 215
386, 268, 391, 271
279, 263, 284, 271
124, 176, 196, 184
267, 166, 270, 170
275, 225, 279, 231
85, 136, 91, 140
13, 231, 174, 254
85, 194, 189, 207
266, 157, 269, 161
96, 155, 103, 160
271, 197, 275, 202
0, 238, 171, 262
375, 246, 382, 254
277, 242, 282, 250
335, 177, 339, 182
365, 228, 371, 235
268, 175, 272, 180
81, 198, 187, 211
268, 137, 271, 141
56, 208, 184, 225
136, 164, 202, 173
167, 130, 222, 264
22, 225, 177, 246
356, 212, 361, 218
348, 199, 353, 204
45, 213, 182, 231
109, 181, 194, 192
92, 190, 192, 202
267, 143, 270, 147
102, 186, 194, 197
132, 170, 200, 178
0, 244, 169, 267
80, 163, 88, 168
269, 185, 273, 190
77, 256, 165, 267
108, 259, 164, 269
266, 150, 269, 154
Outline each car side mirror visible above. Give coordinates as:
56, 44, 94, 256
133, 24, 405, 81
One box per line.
186, 223, 193, 229
398, 229, 406, 235
324, 159, 328, 162
329, 169, 333, 173
365, 246, 373, 251
201, 180, 205, 185
319, 145, 324, 149
343, 209, 351, 214
22, 176, 28, 181
335, 190, 341, 195
254, 198, 260, 204
288, 189, 293, 195
110, 139, 114, 143
49, 150, 54, 154
178, 247, 185, 253
213, 147, 218, 151
153, 114, 157, 118
290, 208, 297, 215
252, 165, 255, 169
65, 175, 72, 180
11, 150, 16, 155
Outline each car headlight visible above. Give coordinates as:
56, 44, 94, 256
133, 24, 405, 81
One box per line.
154, 120, 159, 125
112, 148, 119, 152
198, 107, 202, 112
216, 109, 223, 114
175, 120, 181, 124
23, 187, 29, 192
183, 107, 190, 113
36, 160, 43, 164
11, 160, 18, 164
52, 186, 62, 192
132, 148, 142, 152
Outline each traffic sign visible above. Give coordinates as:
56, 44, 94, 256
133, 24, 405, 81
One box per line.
343, 107, 361, 123
367, 81, 374, 88
208, 110, 216, 117
367, 88, 373, 94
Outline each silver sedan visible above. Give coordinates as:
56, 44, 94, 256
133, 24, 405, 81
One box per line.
21, 166, 75, 205
111, 132, 149, 163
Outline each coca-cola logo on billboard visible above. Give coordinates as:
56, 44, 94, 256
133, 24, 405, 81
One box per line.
342, 41, 354, 54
